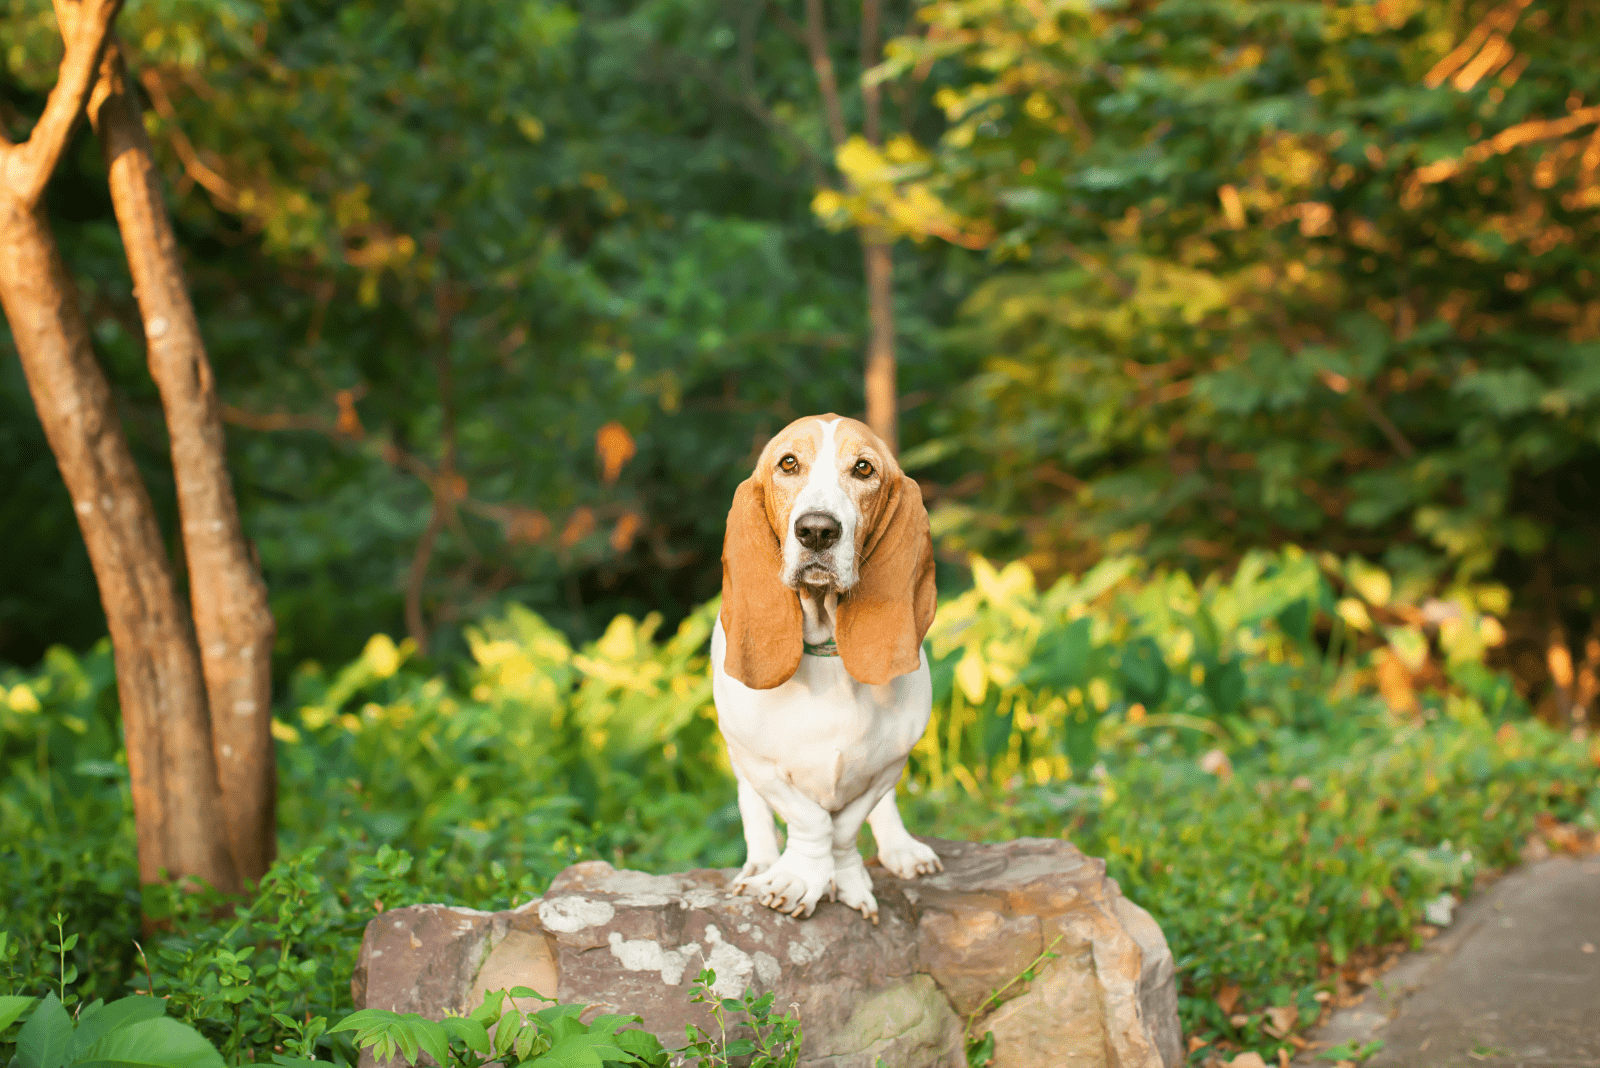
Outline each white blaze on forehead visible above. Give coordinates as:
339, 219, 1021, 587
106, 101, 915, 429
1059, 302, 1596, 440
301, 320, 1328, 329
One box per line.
782, 417, 861, 591
800, 418, 844, 499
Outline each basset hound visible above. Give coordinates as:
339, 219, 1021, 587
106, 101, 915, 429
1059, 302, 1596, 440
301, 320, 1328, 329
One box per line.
712, 414, 943, 922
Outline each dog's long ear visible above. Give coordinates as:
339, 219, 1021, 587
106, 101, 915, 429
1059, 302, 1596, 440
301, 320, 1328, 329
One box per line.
836, 474, 936, 686
719, 476, 803, 689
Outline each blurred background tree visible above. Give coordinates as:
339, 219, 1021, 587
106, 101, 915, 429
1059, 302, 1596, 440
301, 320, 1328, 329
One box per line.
2, 0, 1597, 720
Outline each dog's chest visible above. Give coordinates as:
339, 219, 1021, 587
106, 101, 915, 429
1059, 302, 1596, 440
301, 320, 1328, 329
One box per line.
710, 621, 931, 804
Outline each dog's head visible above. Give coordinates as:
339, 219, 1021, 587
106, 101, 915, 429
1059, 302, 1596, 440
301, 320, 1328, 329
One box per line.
720, 414, 936, 689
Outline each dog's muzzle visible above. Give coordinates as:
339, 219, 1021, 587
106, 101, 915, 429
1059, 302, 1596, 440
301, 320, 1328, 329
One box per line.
791, 511, 845, 587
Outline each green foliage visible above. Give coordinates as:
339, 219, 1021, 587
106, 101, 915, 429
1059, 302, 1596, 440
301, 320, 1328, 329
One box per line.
0, 0, 975, 668
330, 988, 669, 1068
676, 969, 801, 1068
877, 0, 1600, 629
1, 993, 223, 1068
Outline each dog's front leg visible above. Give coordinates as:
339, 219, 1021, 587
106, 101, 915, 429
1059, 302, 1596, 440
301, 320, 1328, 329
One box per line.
734, 777, 835, 918
867, 790, 944, 878
732, 771, 781, 893
827, 760, 917, 923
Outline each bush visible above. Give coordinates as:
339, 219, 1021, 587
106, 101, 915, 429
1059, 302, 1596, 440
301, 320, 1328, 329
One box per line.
2, 549, 1596, 1065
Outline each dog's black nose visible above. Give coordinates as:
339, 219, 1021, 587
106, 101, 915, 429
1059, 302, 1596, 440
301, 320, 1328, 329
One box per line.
795, 511, 842, 551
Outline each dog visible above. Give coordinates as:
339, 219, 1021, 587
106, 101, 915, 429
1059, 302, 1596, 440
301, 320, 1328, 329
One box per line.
711, 414, 943, 922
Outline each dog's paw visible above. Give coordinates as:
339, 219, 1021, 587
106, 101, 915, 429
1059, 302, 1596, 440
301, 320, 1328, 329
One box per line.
731, 857, 775, 895
739, 853, 832, 918
876, 837, 943, 879
830, 861, 879, 923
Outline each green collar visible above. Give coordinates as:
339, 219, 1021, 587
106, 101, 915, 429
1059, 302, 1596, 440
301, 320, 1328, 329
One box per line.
803, 638, 839, 657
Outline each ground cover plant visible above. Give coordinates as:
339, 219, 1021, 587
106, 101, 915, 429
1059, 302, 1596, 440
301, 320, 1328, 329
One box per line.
2, 549, 1597, 1066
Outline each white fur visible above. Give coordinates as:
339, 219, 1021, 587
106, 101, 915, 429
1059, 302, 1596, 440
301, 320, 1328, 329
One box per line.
780, 419, 860, 592
713, 422, 942, 922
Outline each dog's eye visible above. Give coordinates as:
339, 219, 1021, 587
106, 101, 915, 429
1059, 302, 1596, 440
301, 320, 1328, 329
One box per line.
853, 459, 875, 479
778, 455, 799, 474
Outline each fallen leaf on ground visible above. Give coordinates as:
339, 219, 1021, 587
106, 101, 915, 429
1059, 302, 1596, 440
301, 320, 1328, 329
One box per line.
1216, 981, 1242, 1014
1263, 1005, 1298, 1037
1228, 1054, 1268, 1068
1189, 1036, 1211, 1053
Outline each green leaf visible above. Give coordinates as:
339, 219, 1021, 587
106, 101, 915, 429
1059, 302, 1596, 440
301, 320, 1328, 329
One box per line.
0, 996, 38, 1034
443, 1016, 491, 1055
1118, 637, 1169, 708
409, 1019, 450, 1068
75, 1017, 227, 1068
514, 1022, 540, 1061
583, 1015, 639, 1037
16, 992, 74, 1068
509, 987, 554, 1003
1204, 659, 1246, 717
612, 1029, 666, 1063
73, 997, 167, 1057
1275, 599, 1311, 646
532, 1033, 627, 1068
1022, 618, 1093, 688
328, 1009, 404, 1035
392, 1021, 419, 1064
492, 1010, 520, 1059
980, 704, 1014, 761
469, 989, 506, 1025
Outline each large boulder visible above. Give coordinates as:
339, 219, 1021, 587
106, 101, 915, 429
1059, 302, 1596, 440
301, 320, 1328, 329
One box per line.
352, 837, 1182, 1068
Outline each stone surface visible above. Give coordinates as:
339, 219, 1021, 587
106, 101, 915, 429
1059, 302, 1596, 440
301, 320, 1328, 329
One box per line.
1293, 856, 1600, 1068
354, 837, 1184, 1068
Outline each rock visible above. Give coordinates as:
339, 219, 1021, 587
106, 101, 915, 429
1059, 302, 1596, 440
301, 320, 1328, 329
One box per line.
353, 837, 1183, 1068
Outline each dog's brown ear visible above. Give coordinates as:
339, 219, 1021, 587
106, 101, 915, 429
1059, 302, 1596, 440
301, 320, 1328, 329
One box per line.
836, 474, 936, 686
719, 476, 803, 689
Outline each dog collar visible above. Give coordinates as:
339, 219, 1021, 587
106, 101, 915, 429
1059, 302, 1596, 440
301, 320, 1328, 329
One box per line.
803, 638, 839, 657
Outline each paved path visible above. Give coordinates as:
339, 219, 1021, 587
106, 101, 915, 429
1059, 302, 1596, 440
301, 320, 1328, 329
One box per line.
1296, 856, 1600, 1068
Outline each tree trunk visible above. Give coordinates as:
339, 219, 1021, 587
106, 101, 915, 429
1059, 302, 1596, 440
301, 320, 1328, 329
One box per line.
857, 0, 895, 453
801, 0, 900, 453
88, 41, 277, 882
862, 236, 897, 454
0, 0, 238, 894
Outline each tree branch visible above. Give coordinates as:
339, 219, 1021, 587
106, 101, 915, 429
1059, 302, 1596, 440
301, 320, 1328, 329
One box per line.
5, 0, 123, 207
804, 0, 850, 149
135, 67, 243, 212
404, 282, 462, 655
861, 0, 882, 146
